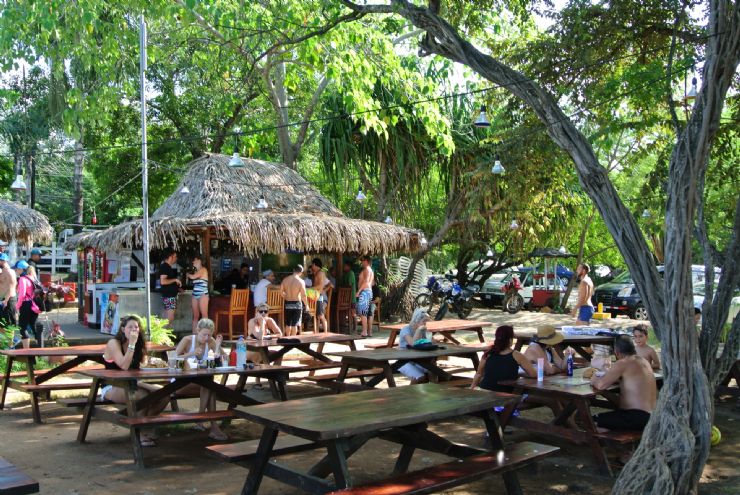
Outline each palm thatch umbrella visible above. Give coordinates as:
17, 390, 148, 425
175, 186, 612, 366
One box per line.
71, 154, 424, 256
0, 199, 54, 244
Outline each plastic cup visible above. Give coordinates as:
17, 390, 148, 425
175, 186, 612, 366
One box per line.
167, 358, 177, 371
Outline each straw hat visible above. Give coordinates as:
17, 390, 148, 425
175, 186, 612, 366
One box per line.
535, 325, 564, 346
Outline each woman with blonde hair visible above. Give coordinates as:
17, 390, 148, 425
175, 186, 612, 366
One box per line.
186, 254, 210, 333
175, 318, 229, 440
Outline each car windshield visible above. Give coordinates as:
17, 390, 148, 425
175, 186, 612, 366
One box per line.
610, 271, 634, 284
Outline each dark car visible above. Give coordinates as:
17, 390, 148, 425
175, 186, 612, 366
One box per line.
592, 271, 647, 319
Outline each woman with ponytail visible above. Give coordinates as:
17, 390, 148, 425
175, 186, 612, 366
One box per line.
471, 325, 535, 392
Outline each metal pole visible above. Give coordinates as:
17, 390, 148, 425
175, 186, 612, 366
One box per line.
140, 15, 152, 339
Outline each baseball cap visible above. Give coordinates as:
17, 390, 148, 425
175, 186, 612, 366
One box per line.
262, 269, 274, 277
30, 248, 43, 255
0, 240, 7, 246
0, 253, 8, 261
14, 260, 29, 270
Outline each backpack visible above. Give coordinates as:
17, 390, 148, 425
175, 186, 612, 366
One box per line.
24, 275, 52, 312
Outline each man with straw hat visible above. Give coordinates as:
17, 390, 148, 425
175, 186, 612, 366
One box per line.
523, 325, 569, 375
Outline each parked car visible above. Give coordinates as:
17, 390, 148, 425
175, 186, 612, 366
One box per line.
518, 263, 574, 287
593, 265, 739, 322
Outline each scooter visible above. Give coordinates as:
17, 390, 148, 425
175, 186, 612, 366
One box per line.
502, 275, 524, 314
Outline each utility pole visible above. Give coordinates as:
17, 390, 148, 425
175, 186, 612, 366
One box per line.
140, 15, 152, 338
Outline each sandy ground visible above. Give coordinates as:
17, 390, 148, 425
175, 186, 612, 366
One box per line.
3, 308, 738, 494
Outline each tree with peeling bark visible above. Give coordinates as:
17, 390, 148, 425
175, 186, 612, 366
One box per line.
331, 1, 739, 493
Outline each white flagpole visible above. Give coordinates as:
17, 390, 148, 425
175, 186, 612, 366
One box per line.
139, 15, 152, 339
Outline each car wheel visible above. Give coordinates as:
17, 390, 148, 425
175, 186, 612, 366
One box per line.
631, 304, 649, 320
560, 276, 570, 287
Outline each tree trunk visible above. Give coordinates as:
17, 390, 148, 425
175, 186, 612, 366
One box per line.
337, 1, 740, 492
72, 139, 85, 232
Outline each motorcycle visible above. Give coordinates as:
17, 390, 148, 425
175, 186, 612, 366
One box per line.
502, 275, 524, 314
415, 273, 478, 320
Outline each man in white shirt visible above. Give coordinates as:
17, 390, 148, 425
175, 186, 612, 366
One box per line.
253, 269, 276, 307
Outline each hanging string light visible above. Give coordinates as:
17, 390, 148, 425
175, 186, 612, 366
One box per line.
486, 249, 494, 257
684, 66, 698, 103
179, 185, 190, 194
356, 187, 367, 202
491, 155, 505, 175
256, 192, 268, 209
91, 208, 98, 225
473, 105, 490, 127
10, 175, 27, 191
384, 215, 393, 224
228, 132, 245, 168
641, 209, 651, 218
558, 245, 567, 254
509, 219, 519, 230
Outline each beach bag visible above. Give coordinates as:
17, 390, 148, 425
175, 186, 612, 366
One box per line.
411, 338, 442, 351
25, 276, 52, 312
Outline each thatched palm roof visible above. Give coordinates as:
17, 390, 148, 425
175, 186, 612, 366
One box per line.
0, 199, 53, 244
72, 154, 423, 255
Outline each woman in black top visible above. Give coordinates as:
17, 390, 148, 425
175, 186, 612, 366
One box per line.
471, 325, 536, 392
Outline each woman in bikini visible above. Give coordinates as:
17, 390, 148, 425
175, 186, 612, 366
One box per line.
102, 315, 169, 446
174, 318, 228, 440
186, 254, 209, 333
246, 304, 283, 388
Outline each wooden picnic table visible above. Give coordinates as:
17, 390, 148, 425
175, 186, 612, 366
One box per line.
76, 365, 293, 468
327, 344, 488, 389
0, 343, 170, 424
229, 332, 361, 365
378, 319, 490, 348
717, 358, 740, 398
233, 383, 528, 494
513, 331, 616, 360
498, 368, 662, 476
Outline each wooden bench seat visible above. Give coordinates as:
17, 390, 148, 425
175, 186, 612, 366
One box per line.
118, 409, 237, 427
0, 457, 39, 495
436, 377, 473, 388
303, 368, 385, 382
327, 441, 559, 495
57, 397, 114, 408
1, 365, 103, 382
594, 430, 642, 445
19, 382, 92, 392
206, 435, 315, 463
364, 342, 395, 349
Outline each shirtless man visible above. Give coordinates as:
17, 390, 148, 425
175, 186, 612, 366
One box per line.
356, 255, 374, 337
591, 335, 657, 432
571, 263, 594, 325
0, 253, 18, 327
311, 258, 333, 332
281, 264, 308, 336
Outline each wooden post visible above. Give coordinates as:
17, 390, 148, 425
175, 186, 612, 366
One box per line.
203, 228, 212, 292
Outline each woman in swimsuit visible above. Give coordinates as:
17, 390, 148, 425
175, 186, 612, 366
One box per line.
174, 318, 228, 440
246, 303, 283, 363
102, 315, 169, 446
186, 254, 209, 333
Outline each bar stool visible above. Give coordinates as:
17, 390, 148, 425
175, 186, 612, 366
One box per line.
215, 289, 250, 339
304, 296, 318, 334
266, 287, 284, 328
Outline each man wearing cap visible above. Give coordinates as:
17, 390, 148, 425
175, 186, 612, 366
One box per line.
281, 264, 308, 336
0, 240, 7, 254
27, 247, 43, 270
524, 325, 569, 375
0, 253, 18, 327
253, 269, 276, 307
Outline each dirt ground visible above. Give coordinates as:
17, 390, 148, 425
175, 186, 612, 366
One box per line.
1, 376, 738, 495
3, 307, 738, 494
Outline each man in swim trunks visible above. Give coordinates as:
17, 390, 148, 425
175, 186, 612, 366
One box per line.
159, 249, 182, 326
281, 264, 308, 336
571, 263, 594, 325
311, 258, 333, 332
356, 255, 374, 337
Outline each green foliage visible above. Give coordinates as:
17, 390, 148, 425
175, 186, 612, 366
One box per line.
136, 315, 176, 346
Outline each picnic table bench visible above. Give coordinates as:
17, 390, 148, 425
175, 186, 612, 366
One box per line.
0, 343, 170, 423
374, 319, 490, 349
513, 331, 616, 360
716, 358, 739, 398
76, 365, 294, 468
0, 457, 38, 495
498, 368, 663, 476
227, 383, 557, 494
326, 344, 487, 389
228, 332, 360, 365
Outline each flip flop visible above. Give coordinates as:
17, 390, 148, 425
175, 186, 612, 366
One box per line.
192, 423, 207, 432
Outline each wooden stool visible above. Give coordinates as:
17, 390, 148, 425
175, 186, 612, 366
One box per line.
215, 289, 250, 339
335, 287, 354, 334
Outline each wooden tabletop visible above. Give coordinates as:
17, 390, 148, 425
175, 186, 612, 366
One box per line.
328, 344, 488, 362
78, 364, 293, 381
0, 343, 171, 357
513, 332, 615, 344
234, 383, 515, 441
380, 319, 492, 332
499, 368, 663, 397
226, 332, 360, 348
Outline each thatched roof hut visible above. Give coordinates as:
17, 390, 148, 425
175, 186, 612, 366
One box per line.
72, 154, 423, 255
0, 199, 53, 244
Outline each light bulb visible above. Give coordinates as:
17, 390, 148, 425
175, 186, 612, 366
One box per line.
11, 175, 27, 191
384, 215, 393, 224
228, 152, 245, 168
356, 187, 367, 202
474, 105, 490, 127
509, 219, 519, 230
491, 157, 505, 175
180, 185, 190, 195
